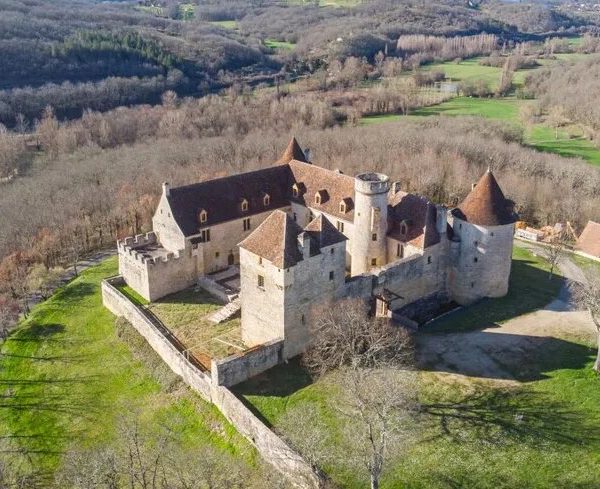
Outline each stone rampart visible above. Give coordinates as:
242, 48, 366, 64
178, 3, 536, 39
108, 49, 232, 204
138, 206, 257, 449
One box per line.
102, 277, 322, 489
211, 339, 284, 387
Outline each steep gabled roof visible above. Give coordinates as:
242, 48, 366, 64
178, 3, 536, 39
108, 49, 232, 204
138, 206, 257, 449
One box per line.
276, 137, 308, 164
576, 220, 600, 258
452, 170, 516, 226
288, 160, 355, 221
166, 165, 292, 236
238, 210, 303, 268
304, 214, 348, 249
387, 192, 440, 248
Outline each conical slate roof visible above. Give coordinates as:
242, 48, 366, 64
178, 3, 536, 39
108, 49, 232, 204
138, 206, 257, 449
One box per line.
452, 170, 516, 226
276, 137, 307, 164
239, 210, 303, 268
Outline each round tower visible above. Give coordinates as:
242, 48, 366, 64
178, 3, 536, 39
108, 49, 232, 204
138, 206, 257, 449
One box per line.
449, 170, 517, 305
351, 172, 390, 276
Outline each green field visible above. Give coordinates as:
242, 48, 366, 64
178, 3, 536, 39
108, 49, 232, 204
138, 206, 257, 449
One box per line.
236, 247, 600, 488
0, 258, 258, 481
209, 20, 238, 29
265, 39, 296, 51
422, 58, 503, 89
526, 124, 600, 166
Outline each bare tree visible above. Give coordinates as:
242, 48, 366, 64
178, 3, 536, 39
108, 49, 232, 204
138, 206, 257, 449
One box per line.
570, 271, 600, 373
540, 236, 566, 280
0, 294, 19, 340
300, 298, 418, 489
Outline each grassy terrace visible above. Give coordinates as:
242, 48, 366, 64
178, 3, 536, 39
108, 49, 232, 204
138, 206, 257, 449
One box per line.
0, 258, 257, 480
236, 247, 600, 488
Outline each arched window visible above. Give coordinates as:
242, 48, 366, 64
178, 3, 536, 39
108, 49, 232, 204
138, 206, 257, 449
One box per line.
241, 199, 249, 212
263, 193, 271, 206
292, 184, 300, 198
400, 222, 408, 236
199, 209, 207, 224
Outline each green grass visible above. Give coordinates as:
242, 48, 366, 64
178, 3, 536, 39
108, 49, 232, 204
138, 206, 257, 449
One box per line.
422, 58, 503, 89
209, 20, 238, 29
0, 258, 257, 480
115, 282, 149, 305
526, 124, 600, 166
412, 96, 522, 120
265, 39, 296, 51
426, 246, 562, 333
237, 247, 600, 488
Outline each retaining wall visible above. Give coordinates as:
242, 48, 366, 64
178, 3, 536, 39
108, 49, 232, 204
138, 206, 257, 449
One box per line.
211, 339, 284, 387
102, 277, 321, 489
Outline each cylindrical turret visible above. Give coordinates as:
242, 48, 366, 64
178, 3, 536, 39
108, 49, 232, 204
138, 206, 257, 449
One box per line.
351, 172, 390, 275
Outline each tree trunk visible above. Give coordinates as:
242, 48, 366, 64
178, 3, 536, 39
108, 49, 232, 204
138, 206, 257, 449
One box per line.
595, 329, 600, 374
371, 474, 379, 489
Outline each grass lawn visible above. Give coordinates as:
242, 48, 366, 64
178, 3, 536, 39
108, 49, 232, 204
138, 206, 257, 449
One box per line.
148, 287, 244, 360
525, 124, 600, 167
411, 96, 522, 120
422, 58, 503, 90
425, 246, 562, 333
265, 39, 296, 50
236, 246, 600, 488
209, 20, 238, 29
0, 258, 258, 481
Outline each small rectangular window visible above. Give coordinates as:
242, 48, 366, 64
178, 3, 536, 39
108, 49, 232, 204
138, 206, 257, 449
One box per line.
372, 233, 377, 241
293, 213, 297, 222
258, 275, 265, 288
215, 252, 219, 258
371, 258, 377, 266
474, 257, 478, 263
201, 229, 211, 242
337, 221, 344, 232
258, 256, 263, 265
329, 271, 334, 280
427, 256, 432, 264
243, 218, 251, 231
330, 248, 334, 255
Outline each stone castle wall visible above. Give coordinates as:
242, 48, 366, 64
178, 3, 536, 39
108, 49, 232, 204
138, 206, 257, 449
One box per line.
118, 233, 199, 302
211, 339, 284, 387
102, 277, 322, 489
449, 218, 514, 305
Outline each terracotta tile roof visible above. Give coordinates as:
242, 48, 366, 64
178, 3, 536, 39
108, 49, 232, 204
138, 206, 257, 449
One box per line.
451, 170, 517, 226
304, 214, 348, 249
276, 137, 308, 164
239, 210, 303, 268
167, 165, 292, 237
387, 192, 440, 248
288, 160, 355, 221
576, 220, 600, 258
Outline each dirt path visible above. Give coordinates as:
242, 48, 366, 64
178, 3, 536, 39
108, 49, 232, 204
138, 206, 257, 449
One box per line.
418, 244, 596, 383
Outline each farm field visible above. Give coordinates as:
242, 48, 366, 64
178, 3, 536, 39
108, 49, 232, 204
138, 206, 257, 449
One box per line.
265, 39, 296, 50
210, 20, 238, 29
0, 258, 259, 482
236, 247, 600, 488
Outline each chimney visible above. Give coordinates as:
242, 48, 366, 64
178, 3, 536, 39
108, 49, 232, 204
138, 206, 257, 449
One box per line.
436, 204, 447, 234
471, 182, 476, 191
392, 181, 402, 194
162, 182, 170, 197
303, 148, 312, 163
297, 232, 311, 260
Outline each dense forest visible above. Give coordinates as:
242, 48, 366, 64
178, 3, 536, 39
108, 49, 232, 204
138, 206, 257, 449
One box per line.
0, 0, 597, 126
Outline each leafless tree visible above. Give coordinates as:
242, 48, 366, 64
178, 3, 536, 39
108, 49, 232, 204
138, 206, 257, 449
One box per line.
299, 298, 418, 489
0, 294, 20, 340
570, 271, 600, 373
540, 236, 566, 279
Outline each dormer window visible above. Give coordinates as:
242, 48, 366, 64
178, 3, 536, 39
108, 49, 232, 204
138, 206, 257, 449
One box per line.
199, 209, 207, 224
241, 198, 249, 212
314, 190, 327, 205
339, 201, 347, 213
400, 220, 408, 237
315, 192, 322, 205
263, 193, 271, 206
292, 184, 300, 198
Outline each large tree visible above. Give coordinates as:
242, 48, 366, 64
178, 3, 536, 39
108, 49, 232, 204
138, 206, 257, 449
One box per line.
297, 299, 418, 489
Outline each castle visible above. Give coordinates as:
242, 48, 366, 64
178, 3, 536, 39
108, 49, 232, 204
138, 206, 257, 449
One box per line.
118, 138, 517, 359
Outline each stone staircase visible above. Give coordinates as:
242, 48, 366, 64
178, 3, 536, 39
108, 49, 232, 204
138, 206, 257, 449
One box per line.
208, 299, 241, 324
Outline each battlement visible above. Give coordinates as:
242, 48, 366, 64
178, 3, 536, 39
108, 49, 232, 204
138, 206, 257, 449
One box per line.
355, 172, 390, 195
118, 232, 184, 267
118, 232, 158, 250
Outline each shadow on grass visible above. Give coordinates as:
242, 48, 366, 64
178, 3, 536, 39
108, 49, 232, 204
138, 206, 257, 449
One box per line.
418, 331, 595, 381
421, 386, 600, 448
49, 282, 96, 306
423, 258, 563, 334
232, 358, 313, 427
